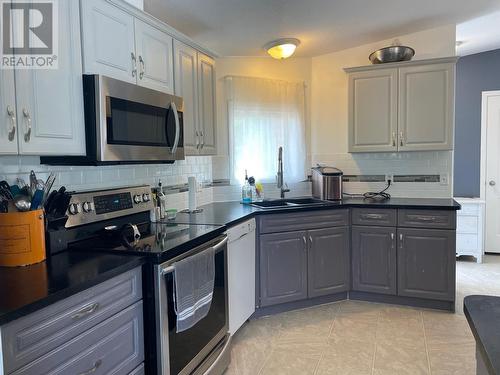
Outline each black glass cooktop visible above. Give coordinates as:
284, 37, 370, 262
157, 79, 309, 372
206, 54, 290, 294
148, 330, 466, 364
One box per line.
69, 222, 224, 262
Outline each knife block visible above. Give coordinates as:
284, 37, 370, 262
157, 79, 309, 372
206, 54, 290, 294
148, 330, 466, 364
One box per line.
0, 209, 46, 267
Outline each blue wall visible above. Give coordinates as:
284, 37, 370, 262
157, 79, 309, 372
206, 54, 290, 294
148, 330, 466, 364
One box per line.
454, 48, 500, 197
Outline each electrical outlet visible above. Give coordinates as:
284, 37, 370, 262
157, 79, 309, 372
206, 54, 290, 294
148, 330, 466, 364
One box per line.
385, 174, 394, 183
440, 173, 449, 186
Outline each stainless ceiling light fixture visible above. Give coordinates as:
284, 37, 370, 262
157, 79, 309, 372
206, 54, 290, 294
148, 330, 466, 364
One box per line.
264, 38, 300, 59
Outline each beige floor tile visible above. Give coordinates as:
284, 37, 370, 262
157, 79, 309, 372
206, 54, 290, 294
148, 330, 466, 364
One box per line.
259, 350, 321, 375
330, 312, 378, 342
230, 337, 270, 375
428, 343, 476, 375
316, 337, 375, 375
422, 311, 475, 350
373, 340, 430, 375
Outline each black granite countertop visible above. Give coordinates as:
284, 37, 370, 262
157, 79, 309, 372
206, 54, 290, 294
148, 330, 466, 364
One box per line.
0, 251, 145, 325
464, 295, 500, 374
171, 197, 461, 227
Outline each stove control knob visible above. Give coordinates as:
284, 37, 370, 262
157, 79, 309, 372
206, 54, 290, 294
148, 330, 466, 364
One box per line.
142, 193, 150, 202
82, 201, 93, 213
68, 203, 80, 215
133, 194, 142, 204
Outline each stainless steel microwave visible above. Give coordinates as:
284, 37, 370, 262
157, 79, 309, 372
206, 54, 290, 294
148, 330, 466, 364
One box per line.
41, 75, 184, 165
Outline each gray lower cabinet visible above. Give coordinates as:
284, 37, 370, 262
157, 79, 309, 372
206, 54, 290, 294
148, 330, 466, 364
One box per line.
259, 231, 308, 307
308, 227, 350, 298
352, 226, 397, 295
397, 228, 456, 301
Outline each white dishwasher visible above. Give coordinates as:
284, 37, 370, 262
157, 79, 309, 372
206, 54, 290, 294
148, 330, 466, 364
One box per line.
227, 218, 256, 335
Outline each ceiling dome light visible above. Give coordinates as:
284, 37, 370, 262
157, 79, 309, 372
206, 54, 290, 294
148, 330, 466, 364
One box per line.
265, 38, 300, 59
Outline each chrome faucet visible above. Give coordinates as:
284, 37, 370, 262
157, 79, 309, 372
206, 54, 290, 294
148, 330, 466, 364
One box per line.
277, 147, 290, 199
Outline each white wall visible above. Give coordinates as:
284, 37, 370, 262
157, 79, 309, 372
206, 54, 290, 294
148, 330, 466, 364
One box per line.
213, 56, 312, 180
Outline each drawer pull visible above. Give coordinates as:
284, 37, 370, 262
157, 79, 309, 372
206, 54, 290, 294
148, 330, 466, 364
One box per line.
361, 213, 384, 220
72, 303, 99, 320
78, 359, 102, 375
409, 215, 437, 222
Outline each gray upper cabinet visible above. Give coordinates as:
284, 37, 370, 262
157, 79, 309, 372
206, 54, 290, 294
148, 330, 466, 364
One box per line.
345, 57, 457, 153
259, 231, 308, 307
308, 227, 350, 298
397, 228, 456, 301
348, 68, 398, 152
352, 226, 397, 295
398, 63, 455, 151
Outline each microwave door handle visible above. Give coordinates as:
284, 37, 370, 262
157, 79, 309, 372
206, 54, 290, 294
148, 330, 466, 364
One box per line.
170, 102, 180, 155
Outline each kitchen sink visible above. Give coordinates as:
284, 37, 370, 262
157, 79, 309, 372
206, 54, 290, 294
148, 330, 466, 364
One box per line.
250, 197, 329, 209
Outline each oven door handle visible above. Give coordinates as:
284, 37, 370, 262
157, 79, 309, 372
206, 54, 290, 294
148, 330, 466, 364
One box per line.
171, 101, 180, 155
160, 235, 228, 275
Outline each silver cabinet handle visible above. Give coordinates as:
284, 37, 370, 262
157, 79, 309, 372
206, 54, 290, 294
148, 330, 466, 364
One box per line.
361, 213, 384, 220
392, 131, 396, 147
170, 102, 180, 154
409, 215, 436, 222
71, 303, 99, 320
391, 233, 394, 240
399, 233, 404, 248
302, 236, 307, 250
400, 131, 404, 147
195, 131, 200, 149
131, 52, 137, 77
309, 235, 313, 244
200, 130, 205, 150
22, 108, 31, 142
139, 55, 145, 79
490, 180, 496, 186
78, 359, 102, 375
6, 105, 16, 141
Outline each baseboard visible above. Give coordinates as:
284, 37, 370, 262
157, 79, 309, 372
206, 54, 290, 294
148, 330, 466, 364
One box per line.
349, 291, 455, 312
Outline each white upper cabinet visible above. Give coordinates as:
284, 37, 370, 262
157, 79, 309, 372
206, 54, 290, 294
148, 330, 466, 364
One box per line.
345, 57, 457, 153
81, 0, 136, 83
348, 69, 398, 152
134, 19, 174, 94
398, 63, 455, 151
198, 53, 217, 155
173, 42, 217, 155
174, 41, 199, 154
0, 70, 18, 155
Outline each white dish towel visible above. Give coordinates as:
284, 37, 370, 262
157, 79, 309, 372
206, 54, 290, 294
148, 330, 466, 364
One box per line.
173, 247, 215, 332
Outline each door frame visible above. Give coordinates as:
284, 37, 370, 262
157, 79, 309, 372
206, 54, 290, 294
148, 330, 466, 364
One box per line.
480, 90, 500, 253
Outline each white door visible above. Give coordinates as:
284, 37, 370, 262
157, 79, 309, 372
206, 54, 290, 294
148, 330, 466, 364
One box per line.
16, 0, 86, 155
80, 0, 137, 83
135, 19, 174, 94
347, 69, 398, 152
0, 69, 18, 155
173, 40, 199, 155
398, 63, 455, 151
484, 93, 500, 253
197, 53, 217, 155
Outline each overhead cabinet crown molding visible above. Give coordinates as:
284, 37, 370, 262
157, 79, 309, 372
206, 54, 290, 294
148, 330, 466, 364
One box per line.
346, 57, 457, 153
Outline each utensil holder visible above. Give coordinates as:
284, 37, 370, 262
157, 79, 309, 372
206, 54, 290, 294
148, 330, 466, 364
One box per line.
0, 209, 46, 267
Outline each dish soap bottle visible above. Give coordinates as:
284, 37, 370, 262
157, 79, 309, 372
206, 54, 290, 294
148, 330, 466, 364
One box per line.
241, 170, 252, 204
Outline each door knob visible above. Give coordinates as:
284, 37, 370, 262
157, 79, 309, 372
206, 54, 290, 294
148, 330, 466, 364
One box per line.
490, 180, 496, 186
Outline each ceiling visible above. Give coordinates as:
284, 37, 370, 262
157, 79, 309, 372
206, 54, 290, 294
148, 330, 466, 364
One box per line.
145, 0, 500, 57
456, 11, 500, 56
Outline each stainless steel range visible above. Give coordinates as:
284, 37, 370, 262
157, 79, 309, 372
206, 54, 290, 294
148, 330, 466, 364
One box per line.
46, 186, 231, 375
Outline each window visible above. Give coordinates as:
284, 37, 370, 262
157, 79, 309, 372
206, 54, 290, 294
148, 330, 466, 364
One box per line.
226, 76, 306, 184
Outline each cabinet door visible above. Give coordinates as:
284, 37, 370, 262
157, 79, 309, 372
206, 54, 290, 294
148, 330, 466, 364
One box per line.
173, 40, 199, 155
0, 69, 18, 154
259, 231, 308, 307
308, 227, 350, 298
398, 228, 456, 301
352, 226, 397, 295
348, 69, 398, 152
135, 19, 174, 94
16, 0, 85, 155
398, 63, 455, 151
198, 53, 217, 155
80, 0, 136, 83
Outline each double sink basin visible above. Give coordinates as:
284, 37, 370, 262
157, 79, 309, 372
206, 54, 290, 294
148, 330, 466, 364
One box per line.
250, 197, 332, 209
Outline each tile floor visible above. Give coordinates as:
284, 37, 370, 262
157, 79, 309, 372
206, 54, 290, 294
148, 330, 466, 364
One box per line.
225, 255, 500, 375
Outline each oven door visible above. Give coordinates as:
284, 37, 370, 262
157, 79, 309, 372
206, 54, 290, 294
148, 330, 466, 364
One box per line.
155, 235, 229, 375
92, 75, 185, 162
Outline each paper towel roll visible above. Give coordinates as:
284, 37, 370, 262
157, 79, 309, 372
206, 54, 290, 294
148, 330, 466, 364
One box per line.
188, 176, 197, 212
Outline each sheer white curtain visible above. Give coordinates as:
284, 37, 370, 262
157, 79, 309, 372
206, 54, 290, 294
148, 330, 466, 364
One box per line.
226, 76, 306, 185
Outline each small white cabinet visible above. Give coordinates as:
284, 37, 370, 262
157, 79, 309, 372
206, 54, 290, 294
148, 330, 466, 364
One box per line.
346, 57, 456, 153
455, 198, 485, 263
173, 41, 217, 155
81, 0, 175, 94
1, 0, 85, 156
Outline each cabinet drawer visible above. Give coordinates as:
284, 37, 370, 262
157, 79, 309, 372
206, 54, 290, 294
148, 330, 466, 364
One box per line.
12, 301, 144, 375
352, 208, 397, 227
457, 216, 478, 234
457, 233, 479, 251
398, 209, 456, 229
3, 267, 142, 373
259, 209, 349, 234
